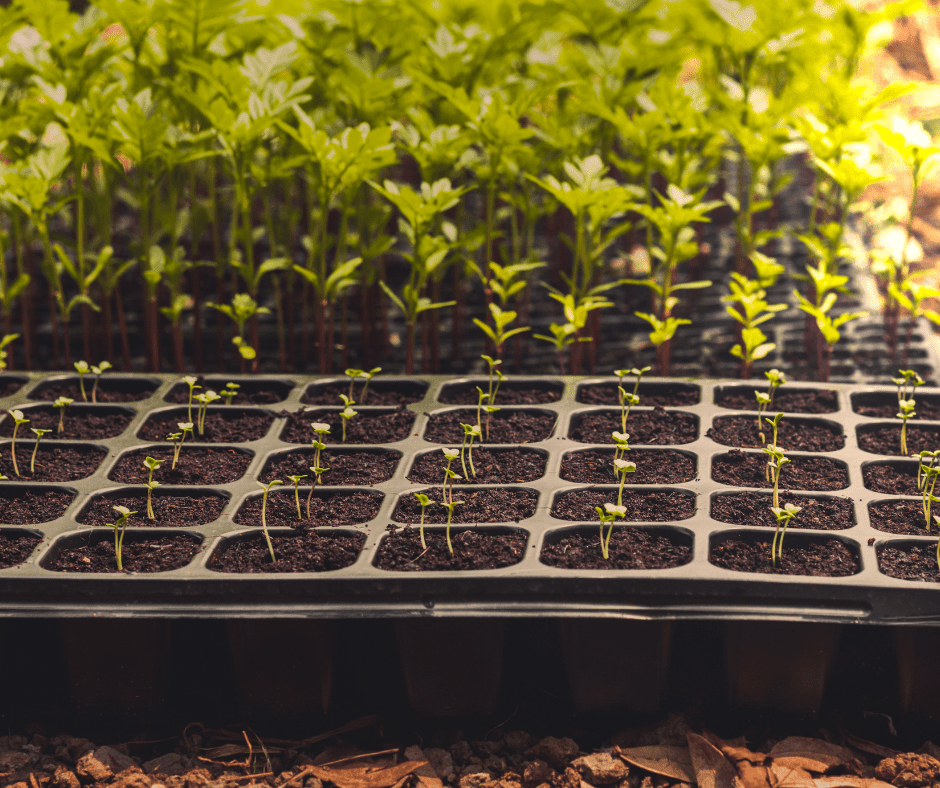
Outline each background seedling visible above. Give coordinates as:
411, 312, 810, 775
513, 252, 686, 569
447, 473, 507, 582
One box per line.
106, 505, 137, 572
339, 406, 357, 442
346, 367, 381, 404
414, 492, 432, 550
771, 503, 801, 568
9, 409, 28, 477
257, 480, 283, 563
194, 390, 221, 436
143, 456, 164, 519
90, 361, 112, 403
287, 474, 307, 520
894, 369, 924, 455
459, 423, 480, 479
441, 499, 464, 556
595, 503, 626, 560
53, 397, 73, 434
612, 431, 631, 468
614, 458, 636, 507
221, 382, 240, 406
29, 428, 51, 475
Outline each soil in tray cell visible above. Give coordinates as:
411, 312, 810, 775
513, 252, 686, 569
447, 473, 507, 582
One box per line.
261, 449, 401, 485
209, 530, 366, 573
857, 424, 940, 455
110, 447, 252, 485
375, 525, 526, 571
393, 486, 538, 523
878, 542, 940, 582
165, 378, 292, 405
0, 376, 24, 398
710, 536, 860, 576
551, 489, 695, 522
560, 449, 695, 484
235, 490, 382, 528
424, 408, 555, 444
438, 381, 561, 405
707, 415, 844, 451
0, 406, 132, 440
0, 531, 40, 568
282, 408, 415, 444
712, 450, 850, 490
303, 380, 427, 406
139, 408, 275, 443
576, 382, 700, 406
45, 535, 201, 573
711, 492, 854, 530
408, 448, 545, 484
0, 445, 106, 483
540, 527, 692, 570
568, 407, 698, 445
853, 393, 940, 420
79, 493, 227, 528
863, 463, 919, 495
30, 378, 155, 402
714, 387, 838, 413
868, 500, 940, 536
0, 488, 73, 524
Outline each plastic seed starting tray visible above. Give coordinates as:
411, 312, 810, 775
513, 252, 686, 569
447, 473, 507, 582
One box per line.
2, 372, 940, 623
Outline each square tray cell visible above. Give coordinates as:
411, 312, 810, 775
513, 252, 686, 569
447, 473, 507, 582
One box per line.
41, 529, 204, 573
282, 408, 416, 444
0, 442, 107, 483
393, 486, 538, 524
0, 404, 134, 441
108, 446, 253, 485
709, 530, 862, 577
568, 408, 698, 445
550, 487, 696, 522
540, 524, 693, 570
560, 448, 696, 484
877, 539, 940, 583
77, 488, 229, 528
164, 377, 294, 405
303, 378, 427, 406
0, 528, 42, 568
714, 385, 838, 413
707, 415, 844, 451
234, 487, 383, 528
407, 447, 547, 485
710, 491, 855, 530
207, 528, 366, 573
438, 379, 562, 405
374, 525, 529, 572
576, 381, 700, 406
0, 485, 75, 524
857, 422, 940, 455
260, 447, 401, 485
139, 406, 276, 443
852, 391, 940, 420
28, 375, 157, 403
711, 451, 850, 490
423, 407, 556, 444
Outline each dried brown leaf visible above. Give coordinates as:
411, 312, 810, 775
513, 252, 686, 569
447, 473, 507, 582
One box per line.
617, 746, 696, 783
688, 733, 737, 788
308, 760, 426, 788
768, 763, 815, 788
404, 746, 444, 788
815, 776, 895, 788
770, 738, 853, 773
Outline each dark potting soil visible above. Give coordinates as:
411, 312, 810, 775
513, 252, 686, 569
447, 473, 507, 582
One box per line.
710, 537, 860, 576
282, 407, 416, 444
711, 492, 854, 530
560, 449, 696, 484
260, 449, 401, 485
878, 543, 940, 582
45, 536, 201, 573
711, 449, 849, 490
0, 378, 24, 398
235, 489, 381, 528
540, 528, 692, 570
408, 448, 545, 484
0, 445, 106, 482
393, 486, 538, 523
857, 425, 940, 455
302, 381, 426, 406
165, 379, 289, 405
30, 379, 155, 403
863, 463, 919, 495
551, 489, 695, 521
854, 396, 940, 420
568, 407, 698, 445
438, 382, 561, 405
0, 407, 132, 440
707, 415, 844, 451
0, 488, 73, 523
423, 408, 556, 444
0, 531, 41, 567
374, 525, 526, 571
79, 494, 227, 528
208, 530, 366, 573
109, 447, 252, 485
576, 383, 700, 406
868, 500, 940, 535
714, 387, 838, 413
138, 409, 275, 443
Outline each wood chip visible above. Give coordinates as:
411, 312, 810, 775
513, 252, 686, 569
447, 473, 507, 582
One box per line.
617, 746, 696, 783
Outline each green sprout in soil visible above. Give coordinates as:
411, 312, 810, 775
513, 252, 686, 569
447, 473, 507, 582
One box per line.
894, 369, 924, 455
474, 301, 530, 391
441, 448, 459, 503
168, 421, 193, 470
339, 405, 357, 442
346, 367, 381, 404
106, 505, 137, 572
770, 502, 801, 569
614, 457, 636, 507
482, 401, 501, 443
612, 431, 631, 469
73, 361, 90, 402
414, 492, 433, 550
143, 456, 163, 519
917, 450, 940, 530
29, 428, 50, 475
90, 361, 112, 403
615, 366, 649, 433
287, 475, 307, 520
441, 498, 464, 556
53, 396, 73, 434
762, 414, 789, 510
194, 390, 221, 436
9, 409, 28, 477
221, 382, 240, 405
459, 423, 480, 479
257, 479, 283, 563
756, 369, 786, 444
595, 503, 626, 560
306, 422, 331, 519
474, 387, 489, 433
182, 376, 201, 423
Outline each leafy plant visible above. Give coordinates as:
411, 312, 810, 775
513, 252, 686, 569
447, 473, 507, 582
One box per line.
724, 254, 788, 379
106, 505, 137, 572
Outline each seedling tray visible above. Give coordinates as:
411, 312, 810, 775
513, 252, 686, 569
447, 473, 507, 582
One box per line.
3, 372, 940, 623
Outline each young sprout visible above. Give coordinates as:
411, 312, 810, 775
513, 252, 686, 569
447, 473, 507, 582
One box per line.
305, 422, 332, 519
106, 505, 138, 572
339, 406, 357, 442
182, 376, 201, 423
90, 361, 112, 403
595, 503, 627, 560
480, 355, 502, 407
475, 386, 490, 433
441, 448, 459, 502
758, 369, 787, 444
257, 479, 283, 563
611, 431, 631, 468
440, 499, 464, 556
459, 422, 481, 479
143, 456, 164, 519
168, 421, 193, 470
194, 390, 221, 436
414, 492, 432, 550
53, 396, 73, 434
29, 428, 51, 475
614, 367, 649, 432
921, 461, 940, 530
221, 382, 240, 405
345, 367, 381, 404
9, 409, 28, 477
894, 369, 924, 455
762, 411, 784, 483
287, 475, 307, 520
770, 502, 801, 568
305, 463, 330, 520
916, 450, 940, 494
614, 457, 637, 507
483, 402, 501, 443
73, 361, 90, 402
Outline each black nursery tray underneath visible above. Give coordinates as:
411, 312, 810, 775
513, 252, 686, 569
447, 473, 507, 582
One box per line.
2, 372, 940, 624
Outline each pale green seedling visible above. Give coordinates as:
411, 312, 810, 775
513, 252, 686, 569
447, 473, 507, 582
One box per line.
53, 397, 73, 434
143, 456, 163, 519
339, 406, 356, 442
614, 367, 650, 433
414, 492, 432, 550
182, 376, 201, 423
459, 423, 481, 479
287, 475, 307, 520
73, 361, 90, 402
345, 367, 381, 404
894, 369, 924, 455
194, 390, 221, 436
595, 503, 627, 560
29, 428, 51, 475
441, 499, 464, 556
90, 361, 112, 403
9, 409, 28, 477
221, 382, 240, 405
612, 431, 631, 468
441, 448, 459, 503
257, 479, 283, 563
168, 421, 193, 470
614, 458, 636, 508
771, 503, 801, 568
106, 505, 137, 572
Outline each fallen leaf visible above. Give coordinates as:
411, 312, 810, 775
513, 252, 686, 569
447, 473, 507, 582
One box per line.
617, 746, 696, 783
815, 777, 895, 788
770, 738, 853, 773
404, 746, 444, 788
687, 733, 736, 788
768, 763, 815, 788
309, 759, 427, 788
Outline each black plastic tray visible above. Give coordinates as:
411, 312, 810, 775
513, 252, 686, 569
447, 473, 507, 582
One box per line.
1, 372, 940, 623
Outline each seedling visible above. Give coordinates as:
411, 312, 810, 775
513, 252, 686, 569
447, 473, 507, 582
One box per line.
182, 376, 201, 423
440, 499, 464, 555
143, 456, 163, 519
459, 422, 481, 479
168, 421, 193, 470
480, 355, 502, 406
483, 402, 501, 442
305, 463, 330, 520
918, 453, 940, 530
29, 428, 50, 475
73, 361, 90, 402
475, 387, 489, 432
762, 411, 785, 482
936, 516, 940, 572
345, 367, 381, 404
756, 369, 787, 444
414, 492, 432, 550
614, 367, 649, 433
770, 503, 801, 568
612, 431, 631, 468
894, 369, 924, 455
441, 448, 459, 503
339, 406, 356, 442
221, 382, 240, 405
595, 503, 627, 560
90, 361, 112, 403
53, 396, 73, 434
916, 450, 940, 494
287, 475, 307, 520
9, 409, 28, 477
106, 505, 137, 572
306, 422, 331, 519
614, 458, 636, 507
194, 390, 221, 436
257, 479, 283, 563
